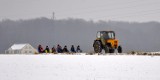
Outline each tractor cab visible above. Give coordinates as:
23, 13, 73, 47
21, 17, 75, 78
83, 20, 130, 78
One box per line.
97, 31, 115, 39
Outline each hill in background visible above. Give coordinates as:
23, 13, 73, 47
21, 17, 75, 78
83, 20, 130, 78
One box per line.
0, 17, 160, 53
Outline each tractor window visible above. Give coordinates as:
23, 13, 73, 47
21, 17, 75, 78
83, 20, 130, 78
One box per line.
97, 32, 101, 38
103, 32, 108, 39
108, 32, 115, 39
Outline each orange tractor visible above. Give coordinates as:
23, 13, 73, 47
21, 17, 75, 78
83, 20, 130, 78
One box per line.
93, 31, 122, 53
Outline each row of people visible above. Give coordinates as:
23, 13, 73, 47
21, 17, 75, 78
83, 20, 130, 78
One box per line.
38, 44, 82, 53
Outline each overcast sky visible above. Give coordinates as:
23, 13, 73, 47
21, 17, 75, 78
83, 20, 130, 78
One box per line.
0, 0, 160, 22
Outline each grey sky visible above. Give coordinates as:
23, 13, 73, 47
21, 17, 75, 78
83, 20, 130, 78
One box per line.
0, 0, 160, 22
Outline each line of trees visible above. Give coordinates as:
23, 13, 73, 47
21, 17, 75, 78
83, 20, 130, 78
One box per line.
0, 17, 160, 53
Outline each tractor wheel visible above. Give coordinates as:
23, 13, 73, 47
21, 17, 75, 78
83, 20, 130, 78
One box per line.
104, 45, 109, 53
117, 46, 122, 53
94, 41, 102, 53
109, 49, 115, 53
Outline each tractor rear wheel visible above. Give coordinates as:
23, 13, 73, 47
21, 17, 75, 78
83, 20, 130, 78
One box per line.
94, 41, 102, 53
117, 46, 122, 53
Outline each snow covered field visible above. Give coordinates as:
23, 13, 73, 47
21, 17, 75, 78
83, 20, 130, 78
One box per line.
0, 54, 160, 80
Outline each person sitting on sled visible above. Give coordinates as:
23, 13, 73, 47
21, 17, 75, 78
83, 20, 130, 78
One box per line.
63, 45, 69, 53
38, 45, 44, 53
45, 46, 50, 53
76, 45, 82, 53
51, 46, 56, 54
70, 45, 76, 53
57, 44, 63, 53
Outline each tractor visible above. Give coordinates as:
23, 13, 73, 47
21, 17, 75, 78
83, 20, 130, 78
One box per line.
93, 31, 122, 53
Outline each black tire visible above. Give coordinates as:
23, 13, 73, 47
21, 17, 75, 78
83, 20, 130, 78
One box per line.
94, 41, 102, 53
117, 46, 122, 53
109, 49, 115, 53
104, 45, 109, 53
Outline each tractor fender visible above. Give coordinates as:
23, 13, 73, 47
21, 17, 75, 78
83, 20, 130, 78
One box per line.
93, 40, 103, 48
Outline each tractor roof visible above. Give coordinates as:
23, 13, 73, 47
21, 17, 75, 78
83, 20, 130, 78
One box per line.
98, 31, 115, 33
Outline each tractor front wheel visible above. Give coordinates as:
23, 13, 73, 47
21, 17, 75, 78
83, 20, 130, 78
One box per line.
104, 45, 109, 53
109, 49, 115, 53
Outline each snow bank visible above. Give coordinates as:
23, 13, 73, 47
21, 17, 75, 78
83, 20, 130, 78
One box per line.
0, 55, 160, 80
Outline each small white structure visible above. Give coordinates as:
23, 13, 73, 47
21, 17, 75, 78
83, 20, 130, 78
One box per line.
5, 43, 37, 54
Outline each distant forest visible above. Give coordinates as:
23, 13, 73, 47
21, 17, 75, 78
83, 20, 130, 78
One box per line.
0, 17, 160, 53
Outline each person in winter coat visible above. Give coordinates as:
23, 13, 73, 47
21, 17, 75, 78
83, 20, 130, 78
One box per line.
45, 46, 50, 53
52, 46, 56, 54
76, 45, 82, 53
38, 45, 44, 53
70, 45, 76, 53
63, 45, 69, 53
57, 44, 63, 53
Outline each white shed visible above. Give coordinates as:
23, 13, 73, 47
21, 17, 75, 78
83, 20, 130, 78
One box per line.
5, 43, 37, 54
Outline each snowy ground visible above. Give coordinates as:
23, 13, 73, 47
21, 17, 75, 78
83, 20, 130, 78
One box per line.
0, 54, 160, 80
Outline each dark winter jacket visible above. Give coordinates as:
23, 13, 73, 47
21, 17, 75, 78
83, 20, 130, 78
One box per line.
70, 45, 76, 53
57, 45, 63, 53
63, 47, 69, 53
